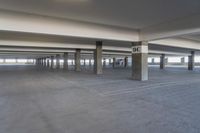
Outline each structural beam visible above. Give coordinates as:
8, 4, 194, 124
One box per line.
132, 42, 148, 81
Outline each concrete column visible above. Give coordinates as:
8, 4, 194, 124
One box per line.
56, 54, 60, 69
40, 58, 42, 65
181, 57, 185, 64
83, 59, 86, 66
109, 59, 112, 65
47, 58, 50, 67
94, 41, 103, 74
75, 49, 81, 71
63, 52, 68, 70
188, 51, 195, 70
44, 58, 47, 67
160, 54, 166, 69
43, 58, 46, 66
71, 60, 74, 65
103, 58, 106, 67
39, 59, 41, 65
50, 56, 54, 69
113, 58, 116, 68
89, 59, 92, 66
38, 59, 40, 65
35, 59, 38, 65
132, 42, 148, 81
124, 57, 128, 67
3, 58, 5, 63
152, 58, 155, 64
41, 58, 44, 66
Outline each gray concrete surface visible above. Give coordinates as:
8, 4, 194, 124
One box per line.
0, 65, 200, 133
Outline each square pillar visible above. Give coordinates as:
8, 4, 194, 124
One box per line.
109, 59, 112, 65
38, 59, 40, 65
181, 57, 185, 64
94, 41, 103, 74
103, 58, 106, 67
132, 42, 148, 81
40, 58, 42, 65
63, 53, 69, 70
44, 58, 47, 67
152, 58, 155, 64
56, 54, 60, 69
124, 57, 128, 67
160, 54, 166, 69
113, 58, 116, 68
50, 56, 54, 69
89, 59, 92, 66
75, 49, 81, 71
41, 58, 44, 66
47, 58, 50, 67
35, 59, 38, 65
83, 59, 86, 66
188, 51, 195, 70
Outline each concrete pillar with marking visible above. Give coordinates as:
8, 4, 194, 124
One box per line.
132, 42, 148, 81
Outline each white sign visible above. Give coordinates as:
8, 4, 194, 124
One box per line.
132, 46, 148, 54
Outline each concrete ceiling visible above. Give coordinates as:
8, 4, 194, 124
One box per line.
0, 0, 200, 59
0, 0, 199, 29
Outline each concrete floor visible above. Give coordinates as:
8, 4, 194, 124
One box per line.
0, 65, 200, 133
